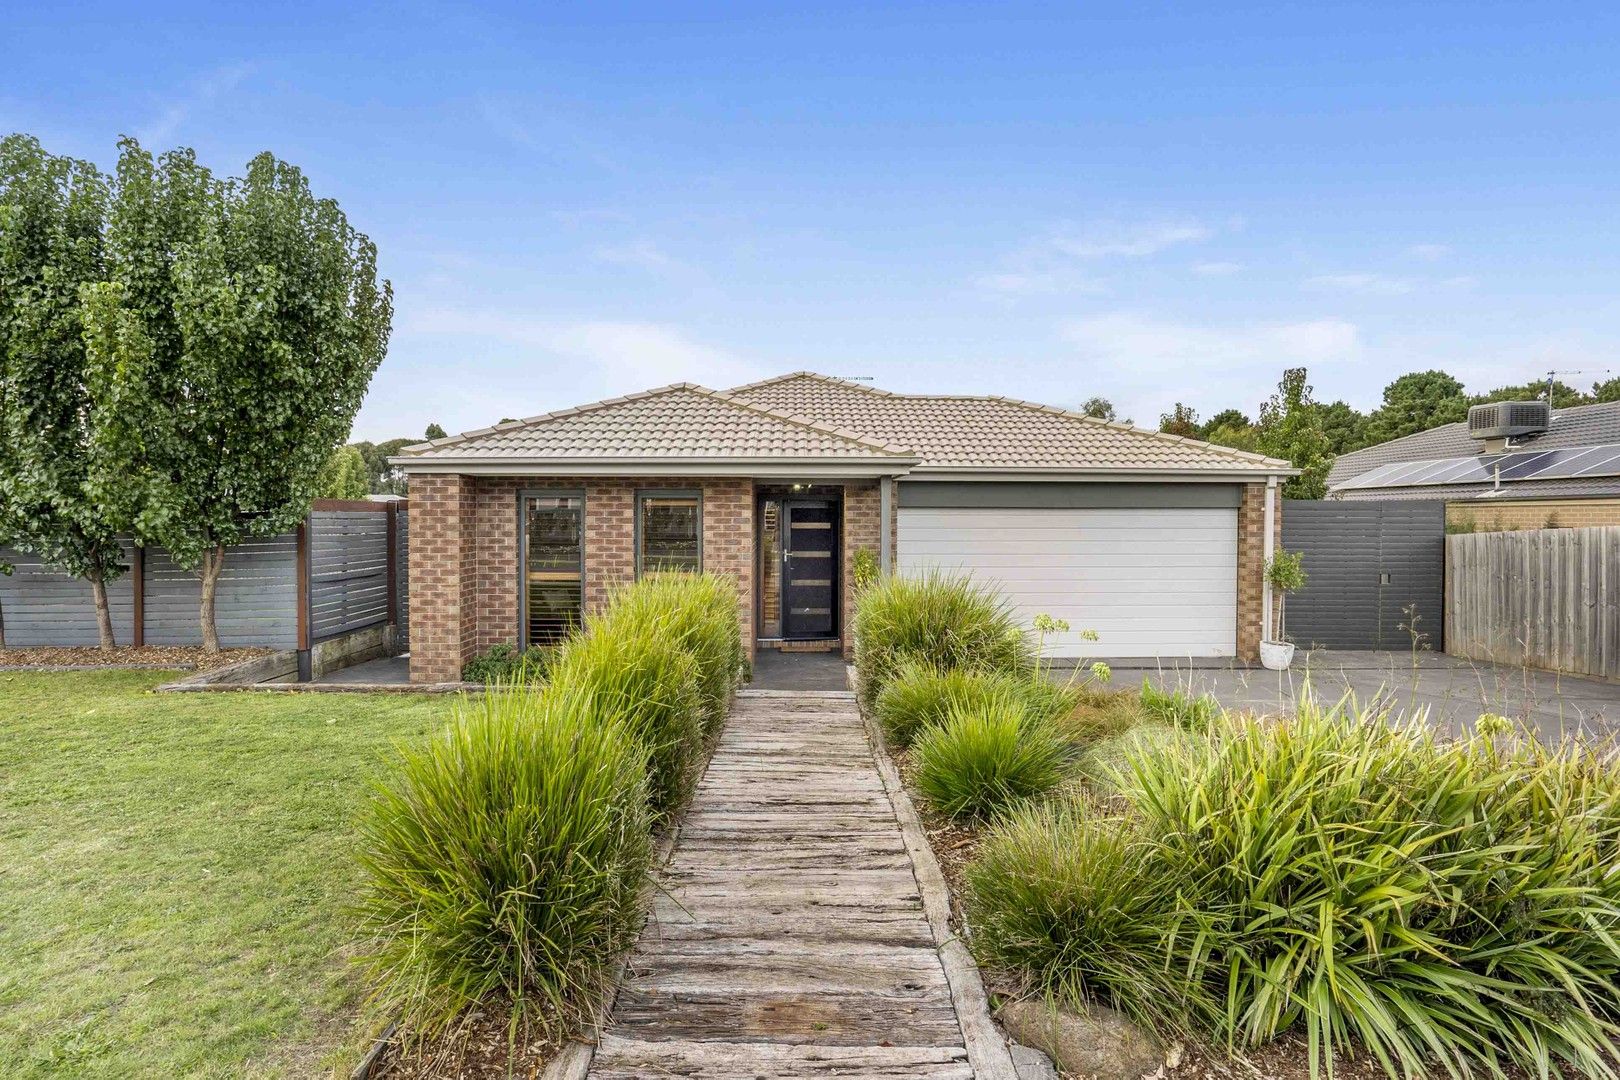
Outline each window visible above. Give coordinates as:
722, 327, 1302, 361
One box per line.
637, 491, 701, 575
523, 493, 583, 644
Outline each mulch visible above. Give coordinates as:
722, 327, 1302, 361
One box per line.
0, 645, 271, 672
365, 1001, 561, 1079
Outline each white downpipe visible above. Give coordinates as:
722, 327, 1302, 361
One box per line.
878, 476, 895, 574
1261, 475, 1278, 642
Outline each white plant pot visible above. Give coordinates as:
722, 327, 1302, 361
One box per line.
1259, 640, 1295, 671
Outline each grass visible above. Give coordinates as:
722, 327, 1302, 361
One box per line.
911, 698, 1071, 820
353, 683, 652, 1039
967, 694, 1620, 1080
0, 669, 454, 1079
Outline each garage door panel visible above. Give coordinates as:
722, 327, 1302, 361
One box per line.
897, 506, 1237, 658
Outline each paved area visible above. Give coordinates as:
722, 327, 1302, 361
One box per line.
748, 649, 852, 691
310, 654, 412, 685
589, 690, 973, 1078
1105, 650, 1620, 743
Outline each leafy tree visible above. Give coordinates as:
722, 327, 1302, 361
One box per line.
1471, 379, 1591, 409
1204, 421, 1262, 454
1593, 376, 1620, 403
1317, 399, 1371, 455
1199, 408, 1250, 438
424, 422, 447, 440
1079, 396, 1116, 422
1365, 370, 1468, 444
0, 134, 126, 648
1258, 368, 1332, 499
1158, 402, 1200, 438
82, 139, 392, 651
316, 445, 369, 500
352, 437, 413, 494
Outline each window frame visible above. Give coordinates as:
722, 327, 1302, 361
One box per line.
518, 488, 586, 647
635, 488, 704, 577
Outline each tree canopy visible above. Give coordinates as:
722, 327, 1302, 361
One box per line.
1362, 370, 1469, 445
0, 134, 126, 646
1079, 396, 1116, 422
81, 139, 392, 649
316, 445, 370, 500
1258, 368, 1332, 499
1158, 402, 1200, 438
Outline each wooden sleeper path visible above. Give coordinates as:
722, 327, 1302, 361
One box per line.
586, 689, 980, 1078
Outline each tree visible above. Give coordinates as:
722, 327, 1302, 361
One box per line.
1472, 379, 1591, 409
1159, 402, 1200, 438
1204, 421, 1262, 454
1258, 368, 1332, 499
83, 140, 392, 651
1365, 370, 1468, 444
1199, 408, 1250, 438
1079, 396, 1116, 422
0, 134, 126, 648
316, 445, 369, 500
424, 422, 447, 440
1593, 376, 1620, 403
1317, 399, 1371, 455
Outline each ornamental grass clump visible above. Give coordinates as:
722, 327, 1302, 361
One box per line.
912, 699, 1071, 821
966, 693, 1620, 1080
852, 571, 1032, 710
353, 683, 652, 1038
546, 617, 703, 816
875, 659, 1052, 748
604, 573, 744, 735
1137, 677, 1220, 730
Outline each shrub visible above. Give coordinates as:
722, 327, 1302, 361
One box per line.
1137, 677, 1219, 730
461, 642, 551, 684
912, 699, 1071, 821
875, 660, 1033, 748
353, 684, 652, 1036
546, 617, 703, 816
968, 696, 1620, 1079
852, 571, 1032, 710
603, 573, 743, 734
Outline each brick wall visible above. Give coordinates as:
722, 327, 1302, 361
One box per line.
841, 482, 881, 657
1236, 482, 1283, 662
407, 474, 478, 683
408, 474, 756, 683
1446, 497, 1620, 532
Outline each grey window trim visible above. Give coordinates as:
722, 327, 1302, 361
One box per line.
635, 488, 703, 577
518, 488, 586, 648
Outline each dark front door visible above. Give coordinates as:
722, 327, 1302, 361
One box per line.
782, 500, 838, 639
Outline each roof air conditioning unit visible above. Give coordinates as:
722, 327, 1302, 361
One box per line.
1468, 401, 1551, 441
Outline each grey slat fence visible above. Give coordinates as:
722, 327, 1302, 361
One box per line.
0, 500, 409, 671
1446, 526, 1620, 679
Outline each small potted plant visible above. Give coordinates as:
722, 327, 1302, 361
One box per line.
1260, 549, 1307, 671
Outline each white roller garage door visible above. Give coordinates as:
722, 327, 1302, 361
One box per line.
896, 506, 1238, 657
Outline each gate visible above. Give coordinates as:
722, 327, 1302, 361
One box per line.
1281, 500, 1445, 650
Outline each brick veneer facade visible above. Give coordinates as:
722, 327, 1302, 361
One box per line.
409, 474, 756, 683
841, 482, 881, 657
1235, 482, 1283, 662
1444, 496, 1620, 532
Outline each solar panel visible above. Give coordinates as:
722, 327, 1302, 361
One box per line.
1331, 442, 1620, 492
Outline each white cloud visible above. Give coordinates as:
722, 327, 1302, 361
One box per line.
1048, 221, 1214, 259
137, 62, 256, 145
592, 239, 682, 274
1191, 260, 1243, 276
1305, 272, 1415, 296
1407, 243, 1451, 261
1063, 312, 1359, 372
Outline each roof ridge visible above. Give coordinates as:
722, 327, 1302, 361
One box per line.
396, 381, 917, 460
978, 393, 1294, 469
397, 383, 705, 455
727, 371, 897, 398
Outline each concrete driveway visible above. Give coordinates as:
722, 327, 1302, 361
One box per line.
1096, 651, 1620, 744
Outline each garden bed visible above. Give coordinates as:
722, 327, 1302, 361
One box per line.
0, 644, 270, 671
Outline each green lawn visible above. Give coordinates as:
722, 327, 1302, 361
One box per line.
0, 671, 455, 1078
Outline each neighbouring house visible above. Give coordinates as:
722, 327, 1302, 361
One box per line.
390, 373, 1295, 683
1329, 399, 1620, 531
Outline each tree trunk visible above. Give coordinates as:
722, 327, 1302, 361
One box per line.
90, 571, 117, 650
200, 545, 226, 653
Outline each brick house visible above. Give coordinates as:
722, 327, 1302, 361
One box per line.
391, 373, 1294, 683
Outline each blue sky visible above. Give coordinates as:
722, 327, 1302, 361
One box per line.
8, 2, 1620, 441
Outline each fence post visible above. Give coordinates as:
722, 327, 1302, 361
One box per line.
296, 517, 312, 682
131, 544, 145, 648
386, 501, 398, 628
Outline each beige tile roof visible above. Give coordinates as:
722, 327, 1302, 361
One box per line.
727, 372, 1293, 473
395, 383, 915, 462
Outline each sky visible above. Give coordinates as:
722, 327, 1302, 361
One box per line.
7, 2, 1620, 442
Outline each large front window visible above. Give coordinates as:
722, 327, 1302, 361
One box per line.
637, 491, 701, 574
523, 493, 583, 644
